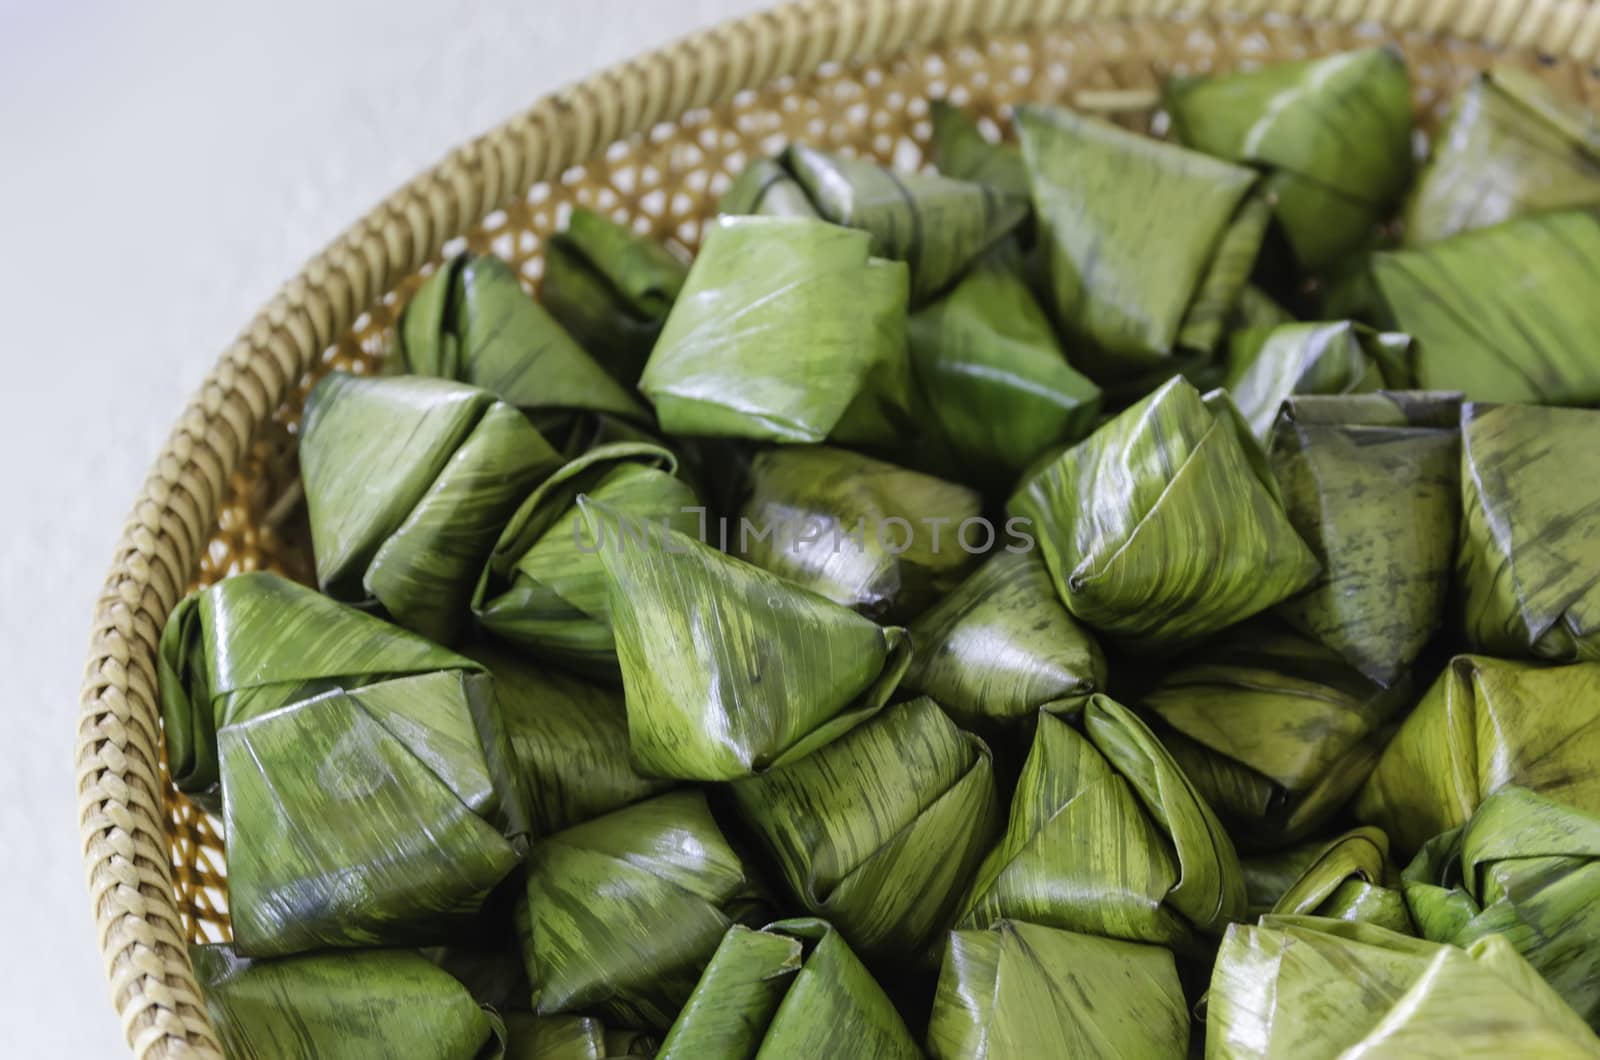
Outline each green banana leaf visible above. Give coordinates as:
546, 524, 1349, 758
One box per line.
516, 789, 765, 1031
300, 373, 564, 644
1009, 376, 1319, 651
728, 697, 1001, 965
580, 498, 912, 780
1458, 402, 1600, 660
159, 572, 527, 955
396, 252, 650, 430
1357, 655, 1600, 858
1232, 284, 1295, 331
926, 920, 1189, 1060
904, 549, 1106, 745
734, 445, 983, 622
462, 642, 674, 835
726, 143, 1029, 302
1268, 827, 1412, 933
958, 695, 1245, 951
1370, 209, 1600, 403
1142, 622, 1411, 848
1267, 391, 1462, 684
1406, 67, 1600, 245
1165, 48, 1413, 271
1221, 322, 1414, 441
191, 945, 505, 1060
424, 943, 532, 1016
655, 918, 921, 1060
472, 442, 700, 675
1207, 915, 1600, 1059
1241, 841, 1327, 918
639, 215, 913, 445
1403, 786, 1600, 1025
503, 1015, 656, 1060
719, 157, 823, 217
540, 208, 688, 386
1015, 102, 1265, 373
906, 246, 1102, 481
928, 99, 1030, 205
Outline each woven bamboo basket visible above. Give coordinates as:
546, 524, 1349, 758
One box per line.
75, 0, 1600, 1055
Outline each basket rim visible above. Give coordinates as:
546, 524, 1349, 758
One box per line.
75, 0, 1600, 1056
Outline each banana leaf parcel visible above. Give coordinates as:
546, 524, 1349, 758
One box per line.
734, 445, 983, 622
1015, 103, 1268, 375
1267, 391, 1461, 685
926, 920, 1189, 1060
1357, 655, 1600, 857
1407, 67, 1600, 245
1165, 48, 1413, 271
396, 251, 650, 433
540, 207, 688, 386
904, 549, 1106, 746
1403, 786, 1600, 1026
191, 945, 505, 1060
639, 215, 912, 445
300, 373, 564, 644
1370, 209, 1600, 403
906, 246, 1102, 481
721, 143, 1029, 302
1458, 401, 1600, 660
1207, 916, 1600, 1059
160, 572, 526, 955
928, 99, 1031, 206
462, 643, 673, 835
1221, 322, 1414, 441
1267, 827, 1411, 933
655, 918, 921, 1060
1142, 622, 1412, 848
516, 789, 764, 1031
728, 697, 1002, 965
719, 158, 822, 218
581, 498, 912, 780
502, 1015, 655, 1060
1009, 376, 1319, 651
472, 442, 699, 675
958, 695, 1245, 951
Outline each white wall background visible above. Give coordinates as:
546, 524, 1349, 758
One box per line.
0, 0, 771, 1051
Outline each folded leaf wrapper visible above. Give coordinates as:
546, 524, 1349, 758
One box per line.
1407, 67, 1600, 245
927, 920, 1188, 1060
729, 697, 1002, 964
516, 790, 764, 1031
1458, 402, 1600, 660
192, 945, 506, 1060
905, 549, 1106, 744
1267, 827, 1411, 933
582, 498, 911, 780
397, 252, 650, 431
1144, 623, 1412, 849
1009, 376, 1319, 651
640, 216, 912, 445
473, 442, 700, 675
503, 1014, 656, 1059
300, 373, 564, 644
1267, 391, 1461, 685
958, 695, 1245, 951
1016, 103, 1267, 373
722, 144, 1028, 302
1221, 322, 1414, 442
735, 445, 983, 622
540, 207, 688, 386
1403, 787, 1600, 1025
906, 247, 1102, 481
1371, 210, 1600, 403
1165, 48, 1413, 271
1357, 655, 1600, 857
160, 573, 526, 955
719, 158, 823, 218
656, 918, 921, 1060
929, 100, 1031, 206
1207, 916, 1600, 1059
463, 643, 674, 835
